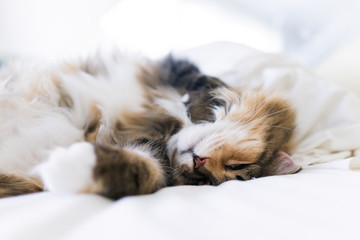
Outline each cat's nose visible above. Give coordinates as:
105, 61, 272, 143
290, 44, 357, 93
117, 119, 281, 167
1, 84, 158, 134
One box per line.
193, 155, 207, 168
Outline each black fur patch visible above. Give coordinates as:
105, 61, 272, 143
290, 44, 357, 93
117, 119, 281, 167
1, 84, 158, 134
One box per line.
93, 145, 164, 199
160, 56, 229, 123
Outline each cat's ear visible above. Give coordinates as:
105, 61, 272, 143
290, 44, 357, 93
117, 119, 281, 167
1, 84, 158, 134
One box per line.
265, 151, 300, 176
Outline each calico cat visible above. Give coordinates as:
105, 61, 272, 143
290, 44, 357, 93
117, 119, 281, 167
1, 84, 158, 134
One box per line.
0, 52, 300, 199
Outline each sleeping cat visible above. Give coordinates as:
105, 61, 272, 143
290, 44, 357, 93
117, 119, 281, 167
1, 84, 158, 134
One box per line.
0, 51, 300, 199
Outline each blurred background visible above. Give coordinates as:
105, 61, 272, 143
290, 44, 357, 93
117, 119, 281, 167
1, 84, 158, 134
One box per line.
1, 0, 360, 87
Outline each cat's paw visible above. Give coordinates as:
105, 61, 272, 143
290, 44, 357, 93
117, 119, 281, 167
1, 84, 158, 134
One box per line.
34, 142, 166, 199
93, 145, 166, 199
34, 142, 97, 193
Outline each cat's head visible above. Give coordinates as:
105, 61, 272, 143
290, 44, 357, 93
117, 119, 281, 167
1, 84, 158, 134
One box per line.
166, 87, 299, 185
140, 56, 300, 186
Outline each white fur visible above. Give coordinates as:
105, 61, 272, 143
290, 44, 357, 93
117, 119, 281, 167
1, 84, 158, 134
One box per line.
154, 88, 192, 126
34, 142, 96, 193
0, 93, 84, 175
181, 93, 190, 103
124, 145, 155, 161
0, 51, 146, 176
168, 120, 253, 166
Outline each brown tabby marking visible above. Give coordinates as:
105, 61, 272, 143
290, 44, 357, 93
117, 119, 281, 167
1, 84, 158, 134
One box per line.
0, 173, 43, 198
91, 145, 165, 199
136, 60, 163, 89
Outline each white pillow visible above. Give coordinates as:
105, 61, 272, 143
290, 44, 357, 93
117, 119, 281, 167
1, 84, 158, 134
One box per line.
316, 36, 360, 96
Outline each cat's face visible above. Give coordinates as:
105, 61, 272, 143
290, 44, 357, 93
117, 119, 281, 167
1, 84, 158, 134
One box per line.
167, 87, 299, 186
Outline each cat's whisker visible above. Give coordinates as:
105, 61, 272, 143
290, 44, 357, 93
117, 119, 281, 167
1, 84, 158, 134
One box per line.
238, 100, 268, 127
162, 165, 176, 175
266, 125, 297, 131
258, 105, 295, 120
243, 100, 268, 126
169, 168, 183, 183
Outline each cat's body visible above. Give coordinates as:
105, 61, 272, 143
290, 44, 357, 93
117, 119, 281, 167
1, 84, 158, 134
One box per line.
0, 51, 300, 199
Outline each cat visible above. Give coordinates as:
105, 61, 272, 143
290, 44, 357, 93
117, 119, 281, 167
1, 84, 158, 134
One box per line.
0, 51, 300, 199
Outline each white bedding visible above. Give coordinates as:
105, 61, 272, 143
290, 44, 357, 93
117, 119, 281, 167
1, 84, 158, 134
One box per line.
1, 42, 360, 240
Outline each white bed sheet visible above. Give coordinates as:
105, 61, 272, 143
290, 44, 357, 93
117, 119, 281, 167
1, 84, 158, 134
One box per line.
1, 42, 360, 240
1, 161, 359, 240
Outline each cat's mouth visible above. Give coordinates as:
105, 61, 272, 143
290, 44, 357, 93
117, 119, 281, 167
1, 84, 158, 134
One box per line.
169, 145, 217, 186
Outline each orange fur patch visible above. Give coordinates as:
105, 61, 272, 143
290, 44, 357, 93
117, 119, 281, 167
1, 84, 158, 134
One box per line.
0, 173, 43, 198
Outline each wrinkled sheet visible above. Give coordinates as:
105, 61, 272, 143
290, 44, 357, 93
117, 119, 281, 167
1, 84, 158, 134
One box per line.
1, 42, 360, 240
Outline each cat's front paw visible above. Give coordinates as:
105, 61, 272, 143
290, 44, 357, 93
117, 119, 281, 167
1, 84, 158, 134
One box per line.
35, 142, 97, 193
35, 142, 166, 199
93, 145, 166, 199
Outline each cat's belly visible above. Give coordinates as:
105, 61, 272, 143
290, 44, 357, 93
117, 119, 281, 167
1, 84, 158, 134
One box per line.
0, 54, 148, 176
0, 111, 84, 176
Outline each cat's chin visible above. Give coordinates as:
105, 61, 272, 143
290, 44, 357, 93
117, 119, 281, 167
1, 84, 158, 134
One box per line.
171, 164, 213, 186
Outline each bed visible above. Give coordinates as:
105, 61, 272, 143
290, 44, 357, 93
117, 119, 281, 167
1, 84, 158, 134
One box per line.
1, 42, 360, 240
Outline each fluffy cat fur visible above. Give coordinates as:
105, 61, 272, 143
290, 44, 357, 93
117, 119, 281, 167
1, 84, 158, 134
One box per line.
0, 51, 300, 199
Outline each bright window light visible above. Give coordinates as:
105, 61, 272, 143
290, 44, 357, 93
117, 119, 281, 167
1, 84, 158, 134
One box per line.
99, 0, 282, 57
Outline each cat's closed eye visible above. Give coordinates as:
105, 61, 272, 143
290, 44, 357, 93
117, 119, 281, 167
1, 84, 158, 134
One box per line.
225, 164, 248, 171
